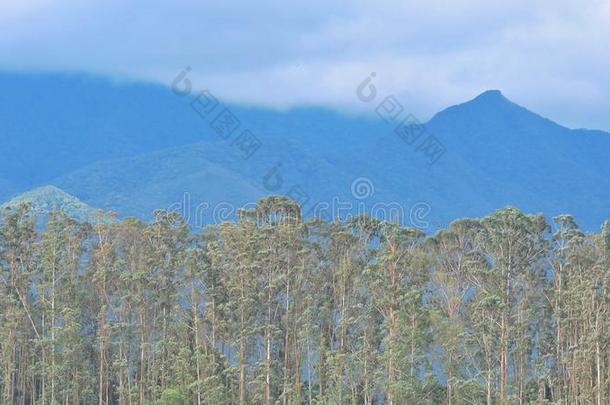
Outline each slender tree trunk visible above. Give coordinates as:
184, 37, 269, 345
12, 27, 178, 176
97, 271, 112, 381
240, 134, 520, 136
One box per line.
447, 362, 453, 405
119, 338, 125, 405
139, 308, 146, 405
306, 334, 313, 405
191, 278, 202, 405
387, 258, 397, 405
499, 269, 508, 405
265, 274, 272, 405
99, 312, 105, 405
283, 277, 291, 405
596, 312, 602, 405
51, 258, 56, 405
239, 280, 246, 405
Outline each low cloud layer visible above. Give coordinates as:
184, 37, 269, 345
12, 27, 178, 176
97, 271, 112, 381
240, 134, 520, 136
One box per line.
2, 0, 609, 129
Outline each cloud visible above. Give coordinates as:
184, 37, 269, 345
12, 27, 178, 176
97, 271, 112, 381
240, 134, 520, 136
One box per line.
1, 0, 609, 130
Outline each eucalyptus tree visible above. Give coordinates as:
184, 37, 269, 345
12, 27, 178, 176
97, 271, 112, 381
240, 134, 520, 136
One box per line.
549, 218, 610, 404
90, 212, 121, 405
38, 211, 91, 404
198, 227, 231, 403
218, 217, 262, 404
242, 196, 307, 404
111, 216, 150, 405
590, 222, 610, 405
315, 218, 366, 404
0, 204, 38, 405
4, 197, 610, 404
144, 210, 190, 400
368, 222, 430, 404
344, 215, 383, 405
427, 218, 486, 404
474, 207, 549, 404
546, 214, 584, 402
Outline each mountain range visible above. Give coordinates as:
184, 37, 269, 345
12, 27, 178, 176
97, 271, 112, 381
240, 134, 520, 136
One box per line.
1, 71, 608, 230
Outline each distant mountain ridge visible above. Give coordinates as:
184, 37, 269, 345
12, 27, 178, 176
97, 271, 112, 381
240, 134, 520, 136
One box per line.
1, 71, 609, 230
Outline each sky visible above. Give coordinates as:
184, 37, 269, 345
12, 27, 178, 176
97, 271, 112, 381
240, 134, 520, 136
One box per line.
1, 0, 609, 130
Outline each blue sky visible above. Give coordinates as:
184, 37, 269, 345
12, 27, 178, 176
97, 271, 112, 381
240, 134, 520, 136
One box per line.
1, 0, 609, 130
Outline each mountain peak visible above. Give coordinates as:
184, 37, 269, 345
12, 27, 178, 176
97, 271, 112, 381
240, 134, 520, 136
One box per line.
467, 90, 517, 109
1, 185, 100, 221
430, 88, 536, 123
8, 185, 77, 201
427, 88, 569, 148
30, 185, 66, 195
473, 89, 506, 102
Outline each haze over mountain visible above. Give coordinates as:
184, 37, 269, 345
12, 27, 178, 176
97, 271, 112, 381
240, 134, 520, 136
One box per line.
1, 71, 608, 230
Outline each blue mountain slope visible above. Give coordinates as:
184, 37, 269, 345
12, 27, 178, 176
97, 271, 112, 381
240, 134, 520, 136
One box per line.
1, 72, 609, 229
0, 72, 204, 188
425, 90, 610, 227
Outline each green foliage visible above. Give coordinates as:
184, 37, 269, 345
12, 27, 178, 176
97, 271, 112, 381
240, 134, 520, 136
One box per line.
159, 388, 188, 405
1, 199, 610, 404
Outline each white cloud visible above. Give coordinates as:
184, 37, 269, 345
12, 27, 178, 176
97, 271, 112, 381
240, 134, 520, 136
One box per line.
1, 0, 609, 129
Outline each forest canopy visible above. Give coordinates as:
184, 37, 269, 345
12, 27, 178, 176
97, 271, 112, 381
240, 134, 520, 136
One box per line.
1, 196, 609, 405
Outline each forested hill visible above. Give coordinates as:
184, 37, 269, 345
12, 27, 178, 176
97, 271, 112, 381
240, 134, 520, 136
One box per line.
1, 72, 610, 230
0, 185, 98, 221
1, 197, 609, 404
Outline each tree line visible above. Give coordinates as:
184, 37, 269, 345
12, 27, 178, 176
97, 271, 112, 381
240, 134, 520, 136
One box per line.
1, 196, 610, 404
